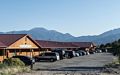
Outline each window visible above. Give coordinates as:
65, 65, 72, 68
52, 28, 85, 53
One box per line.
0, 50, 4, 56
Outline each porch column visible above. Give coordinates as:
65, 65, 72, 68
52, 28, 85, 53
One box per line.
6, 50, 9, 58
3, 48, 6, 60
19, 49, 21, 55
30, 49, 33, 58
30, 49, 34, 70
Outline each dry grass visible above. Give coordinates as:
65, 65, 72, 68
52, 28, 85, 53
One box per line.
0, 58, 30, 75
0, 66, 30, 75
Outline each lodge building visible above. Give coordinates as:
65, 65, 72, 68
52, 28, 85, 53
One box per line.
35, 40, 80, 51
0, 34, 40, 62
0, 34, 96, 62
35, 40, 96, 52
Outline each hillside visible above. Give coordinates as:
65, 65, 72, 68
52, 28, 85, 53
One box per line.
1, 27, 120, 45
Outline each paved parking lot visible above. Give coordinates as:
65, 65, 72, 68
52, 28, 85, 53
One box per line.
17, 53, 117, 75
33, 53, 116, 71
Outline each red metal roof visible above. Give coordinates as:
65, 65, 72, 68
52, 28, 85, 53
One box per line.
0, 34, 27, 46
35, 40, 95, 48
0, 41, 7, 48
70, 42, 94, 48
36, 40, 79, 48
59, 42, 79, 48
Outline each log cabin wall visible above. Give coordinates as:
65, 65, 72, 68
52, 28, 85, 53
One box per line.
5, 36, 39, 59
8, 36, 38, 49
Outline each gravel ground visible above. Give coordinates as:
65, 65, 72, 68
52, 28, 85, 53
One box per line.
17, 53, 117, 75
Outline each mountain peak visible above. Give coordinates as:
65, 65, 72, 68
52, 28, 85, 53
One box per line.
64, 33, 73, 37
30, 27, 47, 31
1, 27, 120, 45
99, 28, 120, 37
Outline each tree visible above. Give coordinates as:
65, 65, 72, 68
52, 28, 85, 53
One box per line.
100, 38, 120, 64
99, 44, 105, 49
105, 43, 111, 48
118, 39, 120, 43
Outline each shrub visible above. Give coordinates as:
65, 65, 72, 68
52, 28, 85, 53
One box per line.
3, 58, 25, 66
0, 58, 30, 75
104, 61, 120, 68
104, 63, 114, 68
0, 66, 31, 75
0, 63, 7, 69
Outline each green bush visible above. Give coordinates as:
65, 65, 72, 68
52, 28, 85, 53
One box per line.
0, 63, 7, 69
3, 58, 25, 66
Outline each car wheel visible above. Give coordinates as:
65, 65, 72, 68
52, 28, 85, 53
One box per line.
50, 59, 54, 62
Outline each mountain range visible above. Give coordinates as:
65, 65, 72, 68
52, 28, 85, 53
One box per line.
1, 27, 120, 45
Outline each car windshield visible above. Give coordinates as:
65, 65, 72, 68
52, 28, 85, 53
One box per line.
44, 53, 56, 56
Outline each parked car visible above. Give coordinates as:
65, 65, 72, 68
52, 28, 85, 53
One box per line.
34, 52, 60, 62
75, 52, 80, 57
101, 49, 108, 53
52, 49, 65, 59
65, 50, 74, 58
89, 50, 95, 54
76, 50, 85, 56
78, 52, 83, 56
95, 49, 102, 53
73, 51, 76, 57
76, 51, 83, 56
86, 51, 90, 55
12, 55, 35, 66
74, 50, 80, 56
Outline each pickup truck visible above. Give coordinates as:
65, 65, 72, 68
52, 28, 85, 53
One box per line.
34, 52, 60, 62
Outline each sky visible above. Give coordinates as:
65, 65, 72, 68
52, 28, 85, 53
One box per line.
0, 0, 120, 36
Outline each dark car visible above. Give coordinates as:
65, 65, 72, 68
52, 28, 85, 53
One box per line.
77, 50, 86, 56
89, 50, 95, 54
77, 50, 90, 56
101, 49, 108, 53
52, 49, 65, 59
65, 50, 75, 58
12, 55, 35, 66
34, 52, 60, 62
95, 49, 102, 53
